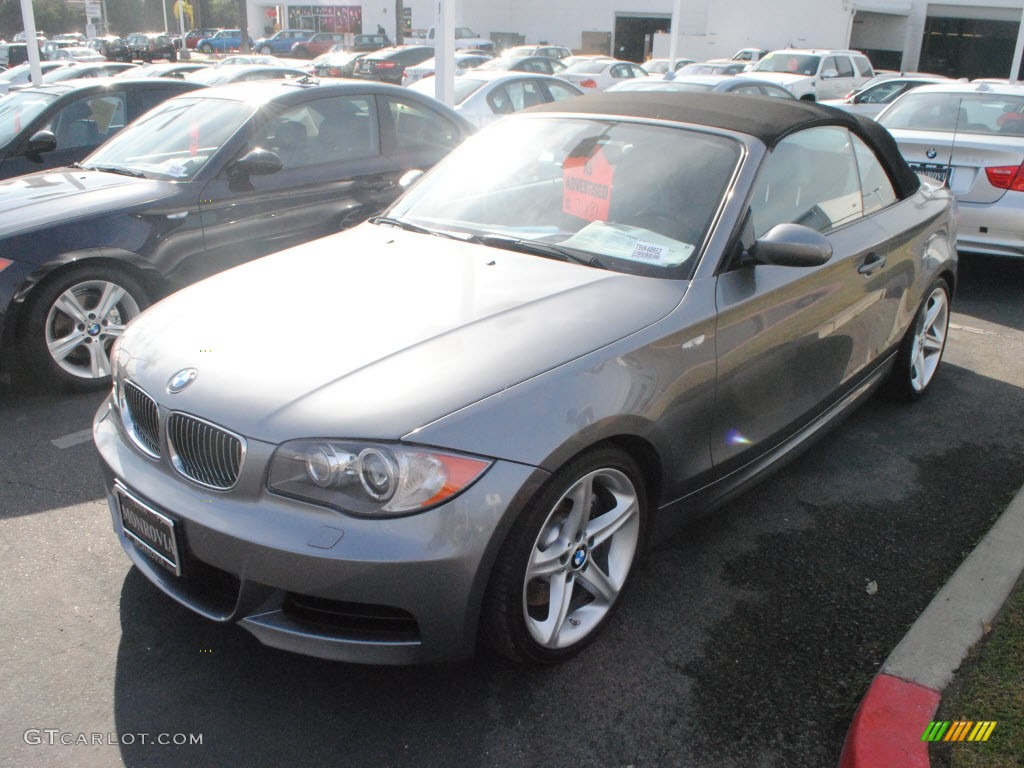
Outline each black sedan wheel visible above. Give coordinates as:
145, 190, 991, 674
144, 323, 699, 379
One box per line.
24, 266, 149, 391
885, 278, 951, 400
482, 447, 647, 663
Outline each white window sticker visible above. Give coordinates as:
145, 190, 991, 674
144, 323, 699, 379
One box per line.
562, 221, 695, 266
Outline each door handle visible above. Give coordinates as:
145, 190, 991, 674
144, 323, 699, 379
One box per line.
858, 252, 886, 275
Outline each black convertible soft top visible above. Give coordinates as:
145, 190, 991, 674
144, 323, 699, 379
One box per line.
528, 91, 920, 200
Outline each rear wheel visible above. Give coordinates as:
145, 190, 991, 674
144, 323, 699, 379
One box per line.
884, 278, 951, 400
200, 44, 213, 54
259, 45, 273, 55
22, 265, 149, 391
481, 447, 647, 664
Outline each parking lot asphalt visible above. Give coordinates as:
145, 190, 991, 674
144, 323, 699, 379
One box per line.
0, 254, 1021, 768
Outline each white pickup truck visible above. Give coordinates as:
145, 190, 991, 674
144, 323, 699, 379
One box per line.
414, 26, 494, 52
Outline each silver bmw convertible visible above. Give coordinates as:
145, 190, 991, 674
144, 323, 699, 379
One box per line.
94, 92, 957, 665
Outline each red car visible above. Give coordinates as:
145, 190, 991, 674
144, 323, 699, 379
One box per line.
290, 33, 346, 59
178, 28, 219, 50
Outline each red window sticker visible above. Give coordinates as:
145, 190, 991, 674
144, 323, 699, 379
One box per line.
562, 148, 614, 222
189, 122, 200, 156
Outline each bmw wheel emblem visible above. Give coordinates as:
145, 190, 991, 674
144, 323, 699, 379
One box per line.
167, 367, 198, 393
926, 148, 937, 159
571, 546, 588, 569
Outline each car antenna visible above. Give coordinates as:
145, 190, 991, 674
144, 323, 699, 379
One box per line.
945, 96, 964, 185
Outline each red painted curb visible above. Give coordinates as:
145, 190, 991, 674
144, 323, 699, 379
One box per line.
838, 674, 940, 768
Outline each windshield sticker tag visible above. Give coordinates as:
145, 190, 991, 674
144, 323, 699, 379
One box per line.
562, 148, 614, 222
166, 164, 189, 178
189, 123, 200, 156
631, 241, 669, 262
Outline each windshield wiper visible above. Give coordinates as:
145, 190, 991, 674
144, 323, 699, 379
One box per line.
369, 215, 474, 243
82, 164, 146, 178
471, 234, 602, 268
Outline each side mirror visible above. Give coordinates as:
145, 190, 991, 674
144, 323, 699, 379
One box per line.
229, 148, 283, 177
821, 68, 839, 79
748, 223, 832, 268
399, 169, 424, 189
26, 130, 57, 155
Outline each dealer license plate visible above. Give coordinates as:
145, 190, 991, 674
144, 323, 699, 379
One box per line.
115, 484, 182, 576
908, 162, 951, 185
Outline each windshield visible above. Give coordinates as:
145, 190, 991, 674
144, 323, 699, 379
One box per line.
386, 116, 741, 278
43, 66, 101, 83
82, 96, 255, 180
0, 91, 58, 146
454, 28, 478, 39
0, 64, 32, 83
879, 91, 1024, 135
753, 53, 820, 76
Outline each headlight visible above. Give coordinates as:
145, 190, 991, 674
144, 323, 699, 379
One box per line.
267, 440, 492, 516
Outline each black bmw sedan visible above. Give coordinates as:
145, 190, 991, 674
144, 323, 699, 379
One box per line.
0, 79, 473, 390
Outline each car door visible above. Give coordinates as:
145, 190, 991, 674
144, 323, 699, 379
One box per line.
821, 55, 856, 100
196, 93, 396, 279
711, 125, 908, 474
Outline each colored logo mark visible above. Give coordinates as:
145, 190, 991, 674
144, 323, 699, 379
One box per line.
921, 720, 997, 742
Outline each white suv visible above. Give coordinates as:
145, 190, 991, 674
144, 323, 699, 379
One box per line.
745, 49, 874, 101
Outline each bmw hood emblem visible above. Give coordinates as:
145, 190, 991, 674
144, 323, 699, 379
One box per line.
926, 148, 937, 159
167, 368, 198, 393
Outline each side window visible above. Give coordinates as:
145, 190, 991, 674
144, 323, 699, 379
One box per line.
749, 126, 864, 237
854, 56, 874, 77
49, 93, 128, 149
545, 81, 581, 102
730, 85, 764, 96
821, 56, 837, 76
761, 85, 793, 99
835, 56, 855, 78
488, 85, 514, 114
851, 133, 897, 214
498, 79, 545, 111
261, 97, 378, 170
138, 87, 180, 114
610, 63, 631, 79
387, 98, 462, 150
629, 64, 647, 78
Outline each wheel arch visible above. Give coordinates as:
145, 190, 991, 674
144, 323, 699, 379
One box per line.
11, 250, 166, 336
466, 430, 665, 639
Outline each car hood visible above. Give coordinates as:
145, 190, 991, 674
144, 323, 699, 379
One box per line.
0, 169, 173, 240
120, 224, 687, 444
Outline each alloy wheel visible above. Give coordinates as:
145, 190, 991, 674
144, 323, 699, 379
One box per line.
44, 279, 141, 379
522, 467, 640, 649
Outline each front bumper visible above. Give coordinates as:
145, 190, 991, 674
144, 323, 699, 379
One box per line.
94, 399, 546, 664
956, 195, 1024, 259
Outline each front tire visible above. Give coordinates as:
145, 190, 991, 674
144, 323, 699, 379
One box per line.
259, 45, 273, 55
22, 265, 149, 392
200, 44, 213, 54
884, 278, 951, 400
481, 447, 648, 664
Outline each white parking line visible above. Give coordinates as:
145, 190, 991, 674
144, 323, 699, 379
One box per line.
51, 428, 94, 449
949, 322, 999, 336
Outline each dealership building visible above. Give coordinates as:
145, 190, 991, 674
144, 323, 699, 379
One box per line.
246, 0, 1024, 79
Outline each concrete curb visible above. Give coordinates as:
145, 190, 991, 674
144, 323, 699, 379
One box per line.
838, 482, 1024, 767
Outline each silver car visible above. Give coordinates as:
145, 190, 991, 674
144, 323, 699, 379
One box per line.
409, 70, 583, 128
821, 75, 950, 119
95, 92, 956, 665
878, 82, 1024, 258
